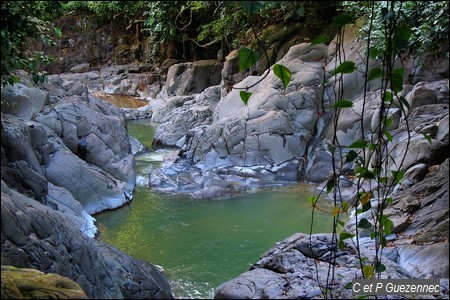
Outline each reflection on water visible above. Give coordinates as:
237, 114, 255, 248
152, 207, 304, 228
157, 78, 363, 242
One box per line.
95, 92, 149, 109
94, 117, 337, 299
95, 184, 335, 299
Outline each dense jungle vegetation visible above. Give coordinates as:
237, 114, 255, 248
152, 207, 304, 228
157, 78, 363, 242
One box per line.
1, 1, 448, 85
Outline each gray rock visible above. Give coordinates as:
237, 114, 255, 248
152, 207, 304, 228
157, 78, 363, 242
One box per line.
1, 182, 174, 299
165, 60, 223, 96
43, 150, 130, 214
153, 86, 221, 147
69, 63, 91, 73
1, 83, 49, 121
214, 233, 412, 299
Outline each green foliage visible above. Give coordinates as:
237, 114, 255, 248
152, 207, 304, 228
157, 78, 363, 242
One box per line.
368, 68, 383, 81
305, 3, 434, 293
241, 1, 263, 20
332, 61, 356, 75
1, 1, 59, 85
196, 2, 247, 49
331, 13, 356, 28
363, 265, 374, 279
259, 1, 339, 27
272, 64, 291, 91
32, 1, 65, 21
342, 1, 449, 56
259, 1, 306, 23
142, 1, 178, 41
62, 1, 148, 21
310, 34, 329, 45
240, 91, 252, 106
331, 99, 353, 109
239, 48, 261, 71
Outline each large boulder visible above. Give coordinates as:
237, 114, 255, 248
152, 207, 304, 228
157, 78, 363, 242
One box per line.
1, 83, 49, 121
149, 43, 329, 197
1, 182, 174, 299
34, 95, 136, 199
165, 60, 223, 97
181, 43, 327, 172
1, 87, 138, 231
153, 85, 221, 147
214, 233, 413, 299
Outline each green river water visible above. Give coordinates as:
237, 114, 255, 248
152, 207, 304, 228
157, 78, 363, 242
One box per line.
94, 96, 335, 299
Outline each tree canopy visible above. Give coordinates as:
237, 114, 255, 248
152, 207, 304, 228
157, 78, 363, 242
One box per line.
1, 1, 448, 85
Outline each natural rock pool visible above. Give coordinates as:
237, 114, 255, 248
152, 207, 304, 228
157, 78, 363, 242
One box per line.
94, 98, 335, 298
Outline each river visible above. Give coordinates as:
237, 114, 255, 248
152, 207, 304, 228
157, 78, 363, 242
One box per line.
94, 95, 334, 299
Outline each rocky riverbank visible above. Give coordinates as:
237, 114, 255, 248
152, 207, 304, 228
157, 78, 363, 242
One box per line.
1, 70, 174, 298
1, 18, 448, 300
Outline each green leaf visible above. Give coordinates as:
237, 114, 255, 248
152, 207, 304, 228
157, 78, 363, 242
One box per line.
380, 215, 393, 235
10, 75, 19, 84
379, 176, 388, 184
391, 68, 404, 93
363, 265, 374, 279
339, 232, 355, 241
368, 68, 383, 81
358, 218, 372, 229
375, 262, 386, 273
362, 201, 371, 212
326, 178, 334, 194
338, 240, 345, 251
331, 14, 356, 28
239, 48, 260, 72
380, 235, 387, 248
369, 48, 380, 60
354, 166, 366, 176
32, 73, 39, 84
394, 25, 412, 51
344, 282, 353, 289
54, 27, 62, 38
273, 64, 291, 91
240, 91, 252, 105
360, 193, 370, 206
308, 196, 318, 205
345, 150, 358, 163
399, 96, 411, 110
391, 170, 404, 184
241, 1, 263, 19
385, 116, 393, 128
348, 140, 368, 149
310, 34, 329, 45
422, 133, 433, 144
332, 99, 353, 109
341, 201, 349, 213
383, 130, 393, 142
383, 91, 393, 103
332, 61, 356, 75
